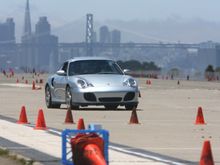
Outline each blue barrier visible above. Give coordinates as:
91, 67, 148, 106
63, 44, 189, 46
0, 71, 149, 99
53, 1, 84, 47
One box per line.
61, 129, 109, 165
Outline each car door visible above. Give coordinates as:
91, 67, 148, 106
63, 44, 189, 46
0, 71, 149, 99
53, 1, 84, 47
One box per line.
53, 62, 68, 102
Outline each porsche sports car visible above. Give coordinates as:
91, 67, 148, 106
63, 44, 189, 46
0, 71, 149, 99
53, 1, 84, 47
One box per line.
45, 57, 139, 110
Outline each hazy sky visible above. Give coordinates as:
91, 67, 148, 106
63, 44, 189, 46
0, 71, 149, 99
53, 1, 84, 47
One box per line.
0, 0, 220, 25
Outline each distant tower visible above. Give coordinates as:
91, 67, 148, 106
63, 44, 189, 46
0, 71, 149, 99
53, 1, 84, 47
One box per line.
99, 26, 110, 43
111, 29, 121, 43
86, 14, 94, 56
23, 0, 32, 37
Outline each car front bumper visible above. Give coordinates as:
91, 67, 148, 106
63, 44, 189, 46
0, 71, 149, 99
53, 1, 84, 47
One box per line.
70, 86, 139, 106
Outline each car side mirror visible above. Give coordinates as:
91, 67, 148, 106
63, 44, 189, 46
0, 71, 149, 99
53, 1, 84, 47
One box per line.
56, 70, 66, 76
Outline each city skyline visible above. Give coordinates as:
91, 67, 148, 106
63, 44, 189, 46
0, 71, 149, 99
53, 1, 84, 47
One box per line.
1, 0, 220, 43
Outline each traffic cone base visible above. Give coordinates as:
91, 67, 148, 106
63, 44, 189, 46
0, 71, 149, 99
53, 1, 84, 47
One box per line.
64, 109, 75, 124
129, 107, 140, 124
200, 140, 214, 165
34, 109, 47, 130
17, 106, 29, 124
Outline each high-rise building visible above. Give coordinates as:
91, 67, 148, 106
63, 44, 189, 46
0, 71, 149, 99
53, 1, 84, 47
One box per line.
33, 17, 58, 72
0, 18, 16, 68
23, 0, 31, 37
0, 18, 15, 43
111, 29, 121, 43
21, 0, 58, 72
99, 26, 110, 43
21, 0, 33, 70
216, 45, 220, 67
35, 17, 50, 35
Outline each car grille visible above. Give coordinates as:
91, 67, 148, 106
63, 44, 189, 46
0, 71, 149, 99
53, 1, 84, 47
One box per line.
84, 93, 97, 102
99, 97, 122, 102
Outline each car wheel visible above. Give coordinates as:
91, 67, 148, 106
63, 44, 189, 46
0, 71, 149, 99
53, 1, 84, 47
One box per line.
66, 86, 79, 110
45, 85, 60, 108
105, 104, 118, 110
125, 104, 137, 110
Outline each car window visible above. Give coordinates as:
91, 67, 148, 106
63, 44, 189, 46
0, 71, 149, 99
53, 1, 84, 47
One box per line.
68, 60, 123, 76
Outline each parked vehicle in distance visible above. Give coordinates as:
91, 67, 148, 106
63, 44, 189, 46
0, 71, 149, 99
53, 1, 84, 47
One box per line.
45, 57, 139, 110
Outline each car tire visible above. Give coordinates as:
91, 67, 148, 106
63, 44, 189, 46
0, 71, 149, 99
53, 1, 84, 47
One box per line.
125, 104, 137, 110
66, 86, 79, 110
45, 85, 61, 109
104, 104, 118, 110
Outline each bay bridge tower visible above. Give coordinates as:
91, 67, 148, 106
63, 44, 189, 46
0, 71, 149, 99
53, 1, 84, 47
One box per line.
85, 14, 94, 56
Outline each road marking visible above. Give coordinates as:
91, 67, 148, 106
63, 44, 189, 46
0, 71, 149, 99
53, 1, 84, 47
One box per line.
109, 146, 186, 165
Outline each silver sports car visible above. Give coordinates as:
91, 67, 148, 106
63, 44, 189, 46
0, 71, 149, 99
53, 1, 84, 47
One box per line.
45, 57, 139, 110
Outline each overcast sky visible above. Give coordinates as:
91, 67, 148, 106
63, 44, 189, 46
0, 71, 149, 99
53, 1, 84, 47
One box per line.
1, 0, 220, 43
0, 0, 220, 25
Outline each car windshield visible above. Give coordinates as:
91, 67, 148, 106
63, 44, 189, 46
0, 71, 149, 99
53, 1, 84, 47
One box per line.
68, 60, 123, 76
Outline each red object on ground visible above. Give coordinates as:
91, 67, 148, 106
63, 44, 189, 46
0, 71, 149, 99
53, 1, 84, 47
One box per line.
200, 140, 214, 165
16, 79, 19, 83
32, 81, 36, 90
146, 80, 149, 84
195, 107, 206, 125
17, 106, 29, 124
34, 109, 47, 130
64, 109, 75, 124
25, 80, 28, 84
77, 118, 85, 130
71, 133, 106, 165
129, 107, 139, 124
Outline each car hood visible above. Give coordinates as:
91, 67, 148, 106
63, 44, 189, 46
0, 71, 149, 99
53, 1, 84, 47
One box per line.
70, 74, 132, 87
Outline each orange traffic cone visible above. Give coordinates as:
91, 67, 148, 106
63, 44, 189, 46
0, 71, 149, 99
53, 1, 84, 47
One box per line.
200, 140, 214, 165
64, 108, 75, 124
129, 107, 139, 124
34, 109, 47, 130
17, 106, 29, 124
83, 144, 107, 165
146, 80, 149, 85
32, 81, 36, 90
77, 118, 85, 130
195, 107, 206, 125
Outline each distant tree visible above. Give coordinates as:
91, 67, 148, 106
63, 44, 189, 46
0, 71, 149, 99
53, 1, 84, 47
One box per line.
205, 65, 215, 80
205, 65, 214, 73
142, 61, 161, 71
117, 60, 161, 71
117, 60, 141, 70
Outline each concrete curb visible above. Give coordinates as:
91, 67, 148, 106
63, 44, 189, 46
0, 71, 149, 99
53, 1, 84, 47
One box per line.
0, 146, 44, 165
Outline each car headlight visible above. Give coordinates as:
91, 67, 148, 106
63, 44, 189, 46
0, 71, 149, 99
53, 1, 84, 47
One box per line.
76, 78, 93, 89
123, 78, 137, 87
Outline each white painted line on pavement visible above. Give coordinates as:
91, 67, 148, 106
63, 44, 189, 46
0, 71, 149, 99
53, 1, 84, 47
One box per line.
109, 146, 186, 165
